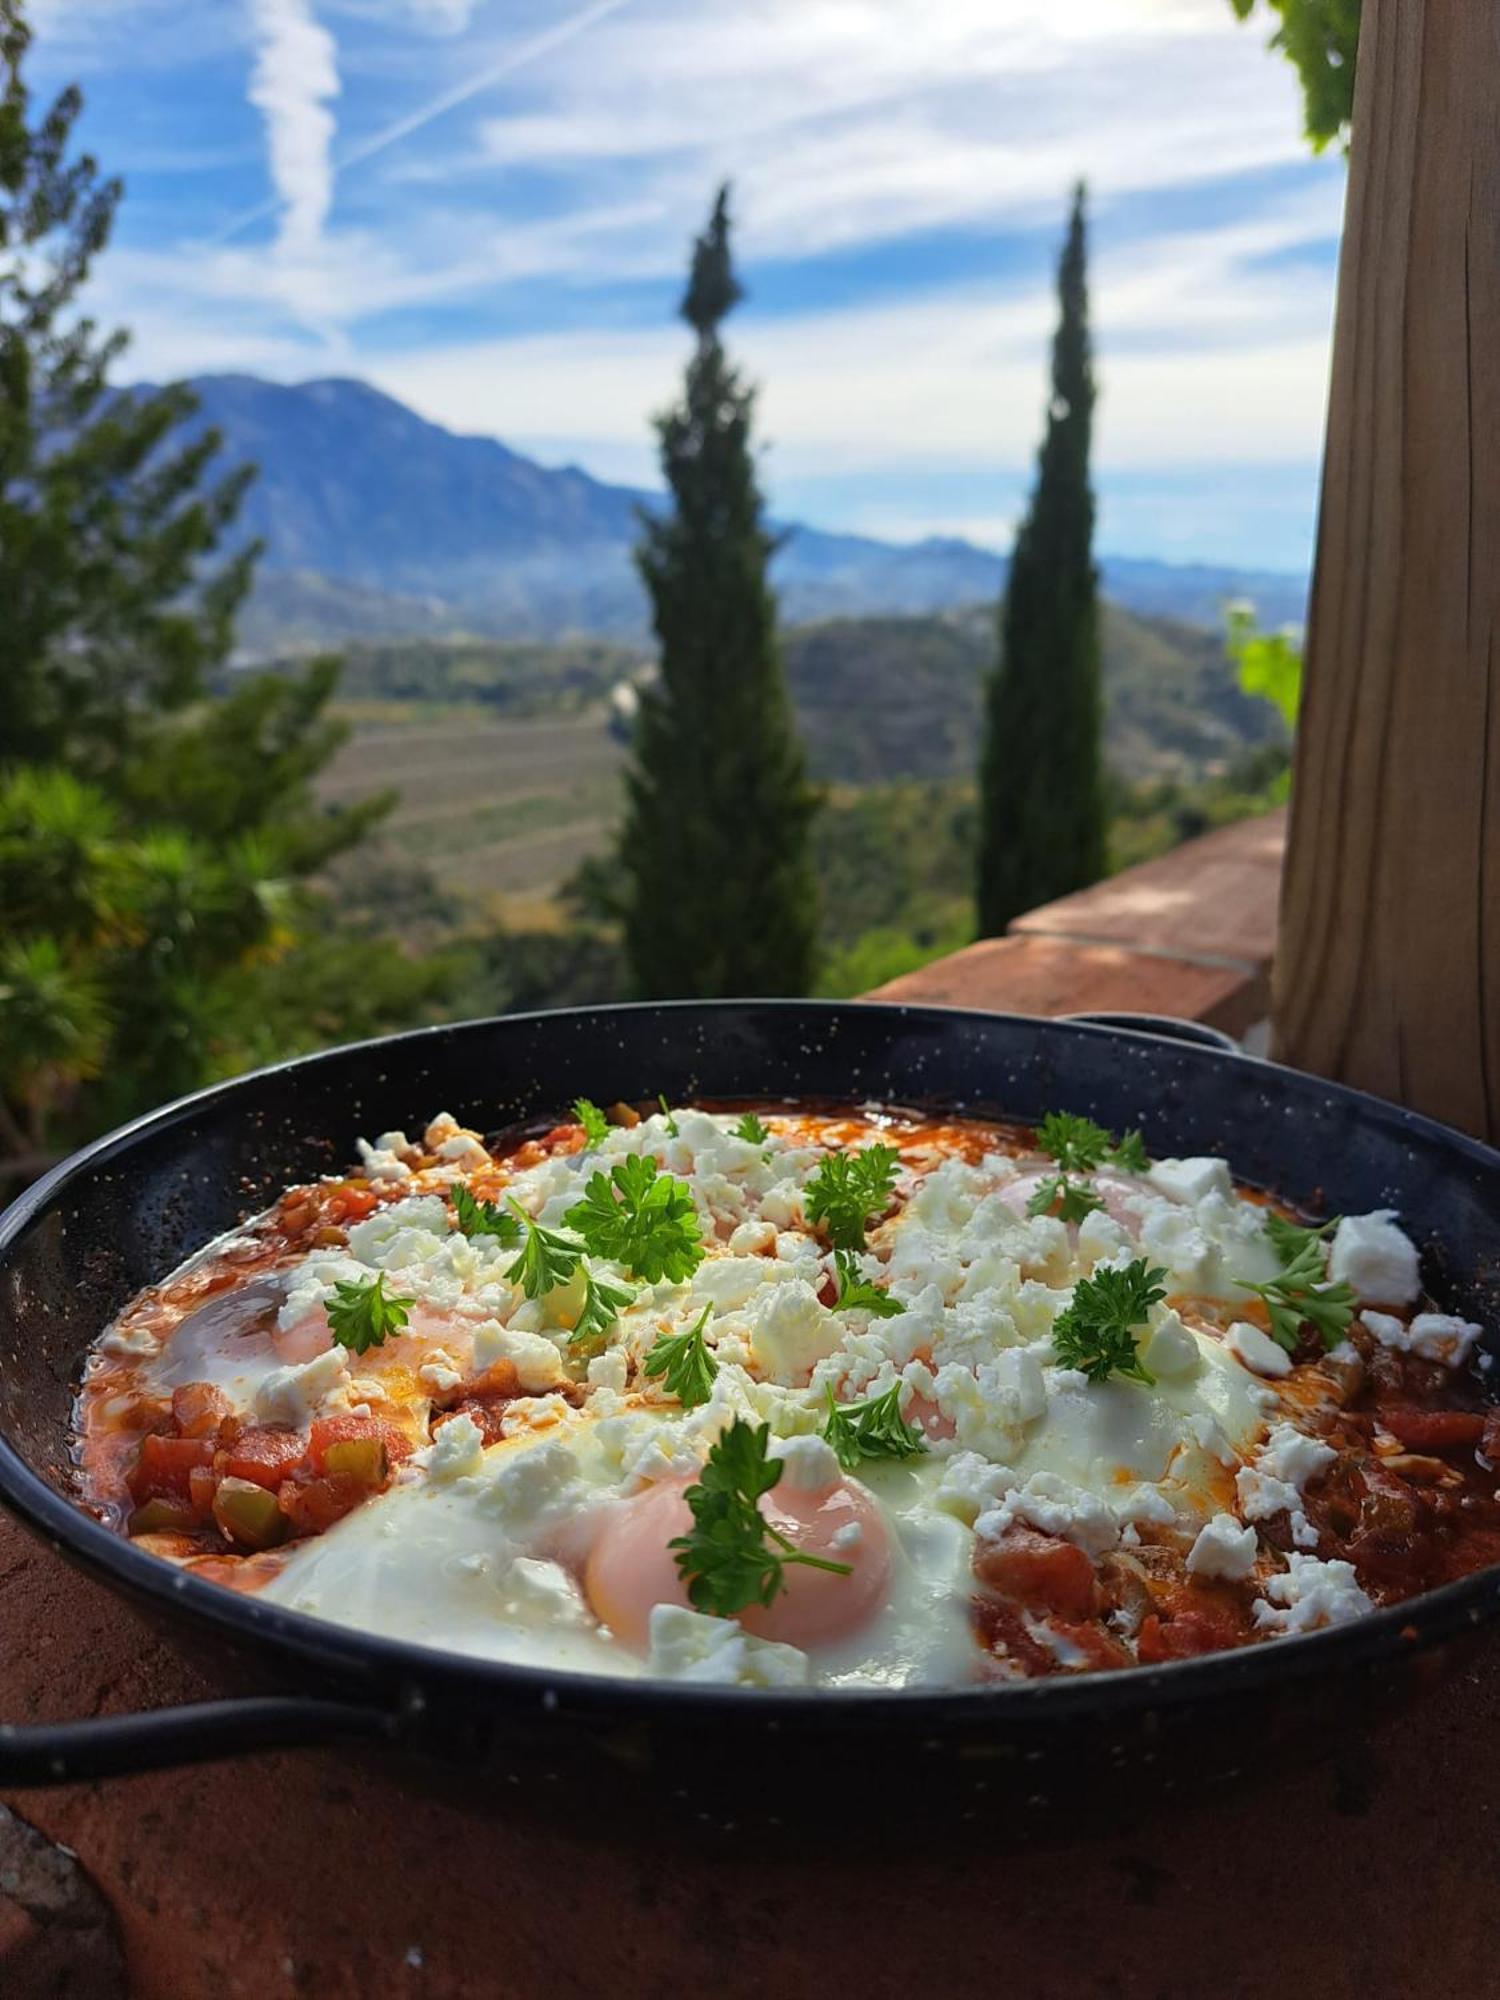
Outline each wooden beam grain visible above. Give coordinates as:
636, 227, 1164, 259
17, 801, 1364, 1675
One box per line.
1275, 0, 1500, 1140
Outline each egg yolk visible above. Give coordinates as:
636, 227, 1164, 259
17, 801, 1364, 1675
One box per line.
585, 1469, 891, 1652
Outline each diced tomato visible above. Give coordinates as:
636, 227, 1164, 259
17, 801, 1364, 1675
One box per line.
276, 1473, 370, 1537
306, 1413, 413, 1476
324, 1184, 379, 1224
187, 1463, 220, 1515
221, 1426, 308, 1491
171, 1381, 234, 1438
1380, 1407, 1486, 1453
973, 1527, 1100, 1620
126, 1433, 216, 1505
1136, 1591, 1247, 1663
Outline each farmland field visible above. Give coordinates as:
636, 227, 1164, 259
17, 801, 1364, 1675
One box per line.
321, 702, 625, 923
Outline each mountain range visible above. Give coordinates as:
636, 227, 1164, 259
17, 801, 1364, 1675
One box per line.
149, 375, 1309, 652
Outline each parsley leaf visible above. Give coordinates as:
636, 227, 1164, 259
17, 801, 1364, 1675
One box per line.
803, 1143, 902, 1250
1035, 1111, 1152, 1177
326, 1271, 415, 1355
1034, 1111, 1113, 1173
1237, 1237, 1355, 1353
829, 1248, 906, 1318
643, 1303, 718, 1409
569, 1268, 635, 1354
732, 1111, 770, 1145
1050, 1258, 1166, 1385
573, 1098, 611, 1149
503, 1199, 585, 1299
1026, 1173, 1105, 1224
1264, 1210, 1338, 1265
450, 1182, 523, 1244
564, 1154, 704, 1284
657, 1095, 680, 1137
670, 1419, 853, 1616
821, 1384, 927, 1470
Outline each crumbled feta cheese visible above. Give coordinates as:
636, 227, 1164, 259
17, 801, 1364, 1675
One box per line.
471, 1319, 566, 1393
479, 1439, 582, 1524
934, 1450, 1018, 1525
1236, 1422, 1335, 1549
1186, 1512, 1259, 1581
424, 1411, 485, 1482
1225, 1319, 1292, 1378
646, 1605, 810, 1687
435, 1132, 489, 1167
586, 1348, 629, 1394
727, 1217, 777, 1256
693, 1256, 780, 1313
346, 1195, 450, 1267
1148, 1156, 1234, 1206
1253, 1553, 1373, 1634
1362, 1309, 1482, 1368
417, 1348, 464, 1394
750, 1279, 839, 1380
978, 1470, 1120, 1556
768, 1432, 841, 1492
356, 1133, 413, 1184
1116, 1483, 1178, 1528
1329, 1211, 1421, 1307
1075, 1207, 1127, 1266
1139, 1308, 1200, 1380
254, 1345, 351, 1425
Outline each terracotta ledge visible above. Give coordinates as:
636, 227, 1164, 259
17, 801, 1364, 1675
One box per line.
866, 809, 1286, 1038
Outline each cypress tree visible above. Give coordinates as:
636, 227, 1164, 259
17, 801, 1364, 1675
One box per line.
621, 185, 818, 997
976, 184, 1105, 935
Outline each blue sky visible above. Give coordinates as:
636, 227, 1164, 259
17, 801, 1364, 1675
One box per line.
30, 0, 1346, 571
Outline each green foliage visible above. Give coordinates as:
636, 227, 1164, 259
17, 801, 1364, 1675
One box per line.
621, 185, 819, 996
977, 186, 1106, 935
1226, 602, 1303, 731
1229, 0, 1360, 151
0, 5, 433, 1184
669, 1418, 852, 1616
802, 1143, 902, 1251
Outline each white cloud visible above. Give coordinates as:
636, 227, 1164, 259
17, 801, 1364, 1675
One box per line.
245, 0, 341, 253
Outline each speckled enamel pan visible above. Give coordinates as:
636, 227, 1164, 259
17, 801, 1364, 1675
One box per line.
2, 1003, 1497, 1823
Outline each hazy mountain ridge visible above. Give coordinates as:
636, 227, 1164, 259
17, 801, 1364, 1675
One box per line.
144, 374, 1308, 649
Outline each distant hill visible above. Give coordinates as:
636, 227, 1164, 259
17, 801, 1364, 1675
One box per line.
297, 601, 1280, 787
147, 374, 1308, 648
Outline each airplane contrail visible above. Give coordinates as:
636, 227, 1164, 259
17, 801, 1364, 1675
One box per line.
208, 0, 633, 249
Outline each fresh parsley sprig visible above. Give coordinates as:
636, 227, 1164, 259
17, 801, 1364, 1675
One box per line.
643, 1304, 718, 1409
670, 1419, 853, 1616
327, 1271, 415, 1354
732, 1111, 770, 1145
1026, 1174, 1105, 1224
503, 1199, 585, 1299
450, 1182, 523, 1244
1050, 1258, 1166, 1386
1034, 1111, 1150, 1176
1237, 1237, 1354, 1354
803, 1143, 902, 1251
821, 1384, 927, 1470
1264, 1210, 1338, 1265
829, 1248, 906, 1318
565, 1154, 704, 1284
569, 1268, 635, 1354
657, 1095, 680, 1137
573, 1098, 611, 1149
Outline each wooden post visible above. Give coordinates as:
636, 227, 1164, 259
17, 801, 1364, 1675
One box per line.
1274, 0, 1500, 1142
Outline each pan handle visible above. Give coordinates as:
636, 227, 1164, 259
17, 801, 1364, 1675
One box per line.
0, 1694, 397, 1786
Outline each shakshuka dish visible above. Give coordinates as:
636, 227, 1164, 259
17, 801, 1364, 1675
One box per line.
75, 1100, 1498, 1689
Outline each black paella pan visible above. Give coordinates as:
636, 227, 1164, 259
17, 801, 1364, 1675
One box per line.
1, 1001, 1498, 1826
